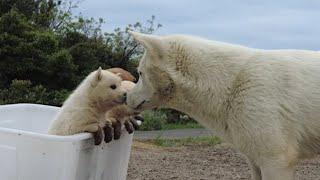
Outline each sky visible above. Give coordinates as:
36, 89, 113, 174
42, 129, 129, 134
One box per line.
75, 0, 320, 50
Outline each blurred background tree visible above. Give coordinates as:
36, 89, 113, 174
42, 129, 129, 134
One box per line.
0, 0, 159, 103
0, 0, 198, 129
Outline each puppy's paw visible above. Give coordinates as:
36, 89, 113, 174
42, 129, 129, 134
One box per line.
83, 122, 105, 145
124, 120, 134, 134
133, 115, 144, 122
123, 115, 142, 134
131, 115, 143, 130
103, 124, 113, 143
92, 126, 104, 145
112, 120, 122, 140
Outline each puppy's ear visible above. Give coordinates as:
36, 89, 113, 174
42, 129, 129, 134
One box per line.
96, 67, 103, 81
91, 67, 103, 87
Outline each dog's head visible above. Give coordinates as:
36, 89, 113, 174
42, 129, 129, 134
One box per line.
126, 32, 175, 111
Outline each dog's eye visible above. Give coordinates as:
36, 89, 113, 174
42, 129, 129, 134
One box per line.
110, 84, 117, 90
139, 71, 142, 76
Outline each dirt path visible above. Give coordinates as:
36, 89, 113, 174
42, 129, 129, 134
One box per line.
127, 142, 320, 180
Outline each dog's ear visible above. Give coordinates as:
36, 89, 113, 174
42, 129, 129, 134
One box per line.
96, 67, 103, 81
107, 68, 136, 82
115, 73, 123, 80
128, 31, 163, 57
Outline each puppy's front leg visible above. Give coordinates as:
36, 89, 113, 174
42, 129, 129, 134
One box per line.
103, 120, 114, 143
82, 123, 105, 145
112, 120, 122, 140
124, 115, 142, 133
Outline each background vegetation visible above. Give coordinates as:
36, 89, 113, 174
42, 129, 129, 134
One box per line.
0, 0, 200, 130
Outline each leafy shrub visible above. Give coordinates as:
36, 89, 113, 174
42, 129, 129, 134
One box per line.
0, 79, 48, 104
0, 79, 70, 106
0, 0, 161, 106
139, 110, 167, 131
46, 89, 70, 106
47, 49, 78, 89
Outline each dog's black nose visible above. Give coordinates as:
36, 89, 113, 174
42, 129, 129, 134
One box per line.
123, 93, 127, 103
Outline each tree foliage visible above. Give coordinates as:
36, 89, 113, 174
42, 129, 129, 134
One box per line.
0, 0, 161, 105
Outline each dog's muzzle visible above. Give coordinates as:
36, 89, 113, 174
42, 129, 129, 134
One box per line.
135, 100, 146, 110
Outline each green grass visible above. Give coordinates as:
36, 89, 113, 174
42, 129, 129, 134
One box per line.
139, 110, 204, 131
161, 122, 203, 130
139, 110, 166, 131
150, 136, 221, 147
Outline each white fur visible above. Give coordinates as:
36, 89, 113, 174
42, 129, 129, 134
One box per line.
126, 31, 320, 180
105, 81, 136, 124
48, 68, 126, 135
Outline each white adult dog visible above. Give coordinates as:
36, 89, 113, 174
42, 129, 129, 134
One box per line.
126, 31, 320, 180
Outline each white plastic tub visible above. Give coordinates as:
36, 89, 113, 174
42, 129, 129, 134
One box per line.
0, 103, 133, 180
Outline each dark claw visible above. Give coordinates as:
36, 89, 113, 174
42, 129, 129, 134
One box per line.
134, 115, 144, 122
130, 117, 139, 130
103, 125, 113, 143
112, 120, 122, 140
124, 121, 134, 134
92, 126, 103, 145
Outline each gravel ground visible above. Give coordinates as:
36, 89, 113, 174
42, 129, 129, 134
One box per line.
127, 142, 320, 180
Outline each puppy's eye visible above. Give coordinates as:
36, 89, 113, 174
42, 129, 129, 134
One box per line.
139, 71, 142, 76
110, 84, 117, 90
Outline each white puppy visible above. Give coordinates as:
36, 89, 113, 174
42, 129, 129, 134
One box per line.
48, 67, 126, 144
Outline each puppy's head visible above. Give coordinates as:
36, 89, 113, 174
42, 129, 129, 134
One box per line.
89, 67, 127, 109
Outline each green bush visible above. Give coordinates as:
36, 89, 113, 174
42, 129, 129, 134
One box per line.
47, 49, 78, 89
139, 110, 167, 131
46, 89, 70, 106
0, 79, 70, 106
0, 0, 161, 106
0, 79, 48, 104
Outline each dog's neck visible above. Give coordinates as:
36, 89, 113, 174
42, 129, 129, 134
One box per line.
167, 74, 229, 130
165, 44, 254, 139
